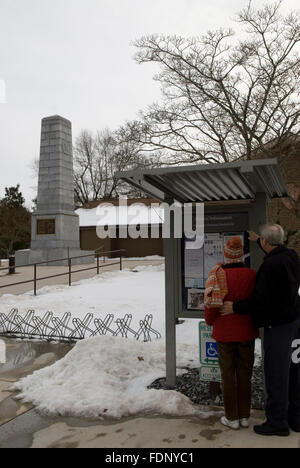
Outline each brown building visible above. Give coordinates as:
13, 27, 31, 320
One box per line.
249, 136, 300, 254
77, 198, 165, 258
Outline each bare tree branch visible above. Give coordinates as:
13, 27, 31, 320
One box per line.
132, 1, 300, 164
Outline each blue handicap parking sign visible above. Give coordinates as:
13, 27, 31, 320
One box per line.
205, 341, 218, 359
199, 323, 220, 367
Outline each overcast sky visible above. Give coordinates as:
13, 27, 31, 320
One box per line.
0, 0, 299, 207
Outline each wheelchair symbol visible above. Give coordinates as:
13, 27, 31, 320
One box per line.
206, 342, 218, 359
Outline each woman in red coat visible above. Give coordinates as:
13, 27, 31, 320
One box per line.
204, 236, 258, 430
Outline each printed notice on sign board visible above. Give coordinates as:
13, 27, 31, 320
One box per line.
184, 246, 204, 286
204, 233, 224, 280
187, 289, 205, 310
185, 235, 204, 250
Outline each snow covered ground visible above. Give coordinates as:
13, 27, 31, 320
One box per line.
0, 264, 199, 346
12, 336, 212, 419
0, 265, 261, 420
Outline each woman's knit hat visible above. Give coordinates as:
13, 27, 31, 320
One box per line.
223, 236, 244, 262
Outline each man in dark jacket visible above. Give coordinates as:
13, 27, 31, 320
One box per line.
221, 224, 300, 436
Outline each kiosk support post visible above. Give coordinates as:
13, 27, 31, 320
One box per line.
165, 209, 179, 388
249, 192, 267, 271
250, 192, 268, 397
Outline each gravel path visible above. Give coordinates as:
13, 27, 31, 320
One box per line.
149, 364, 265, 410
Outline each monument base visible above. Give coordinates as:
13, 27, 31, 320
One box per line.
15, 248, 94, 267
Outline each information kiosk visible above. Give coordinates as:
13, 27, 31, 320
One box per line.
116, 159, 289, 387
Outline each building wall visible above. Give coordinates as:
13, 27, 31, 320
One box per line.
80, 225, 165, 258
78, 198, 165, 257
251, 139, 300, 255
79, 228, 111, 254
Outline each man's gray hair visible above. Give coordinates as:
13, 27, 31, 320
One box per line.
260, 224, 285, 246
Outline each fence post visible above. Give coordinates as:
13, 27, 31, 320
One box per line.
97, 255, 100, 274
68, 258, 72, 286
9, 251, 15, 275
120, 255, 122, 271
34, 264, 37, 296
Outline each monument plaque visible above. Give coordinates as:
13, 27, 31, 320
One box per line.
36, 219, 56, 236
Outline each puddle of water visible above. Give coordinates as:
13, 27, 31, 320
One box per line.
0, 339, 72, 373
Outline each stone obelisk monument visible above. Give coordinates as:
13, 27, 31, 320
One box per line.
16, 115, 92, 266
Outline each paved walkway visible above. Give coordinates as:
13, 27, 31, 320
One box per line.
0, 338, 299, 448
0, 259, 164, 297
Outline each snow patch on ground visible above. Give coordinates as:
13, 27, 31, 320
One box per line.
2, 264, 261, 419
12, 335, 212, 420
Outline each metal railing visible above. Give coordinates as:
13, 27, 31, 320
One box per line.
0, 249, 126, 296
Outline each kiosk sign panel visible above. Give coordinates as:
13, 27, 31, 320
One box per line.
183, 231, 249, 313
199, 322, 221, 382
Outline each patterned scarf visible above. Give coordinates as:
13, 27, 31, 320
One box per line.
204, 263, 228, 308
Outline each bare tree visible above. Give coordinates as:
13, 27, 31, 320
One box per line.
133, 0, 300, 164
73, 127, 160, 205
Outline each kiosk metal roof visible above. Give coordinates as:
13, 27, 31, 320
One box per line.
115, 158, 288, 203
